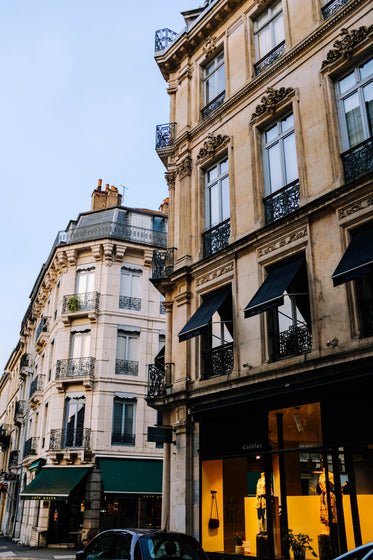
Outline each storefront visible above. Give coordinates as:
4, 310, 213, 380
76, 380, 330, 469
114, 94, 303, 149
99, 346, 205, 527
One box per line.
196, 368, 373, 560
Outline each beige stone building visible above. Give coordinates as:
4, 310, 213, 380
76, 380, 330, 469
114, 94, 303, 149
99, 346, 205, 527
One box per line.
149, 0, 373, 558
0, 183, 168, 546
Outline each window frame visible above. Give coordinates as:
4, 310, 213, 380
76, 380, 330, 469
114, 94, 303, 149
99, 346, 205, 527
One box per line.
119, 266, 142, 310
202, 50, 225, 108
204, 156, 230, 230
115, 329, 139, 375
253, 1, 284, 63
111, 398, 136, 446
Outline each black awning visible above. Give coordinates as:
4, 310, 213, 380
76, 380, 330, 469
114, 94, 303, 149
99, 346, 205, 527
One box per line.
332, 227, 373, 286
178, 287, 231, 342
244, 256, 305, 318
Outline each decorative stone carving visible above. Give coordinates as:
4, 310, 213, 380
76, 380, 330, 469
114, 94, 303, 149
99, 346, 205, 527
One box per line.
197, 134, 229, 160
144, 250, 153, 267
65, 249, 77, 266
102, 242, 114, 262
321, 26, 373, 69
195, 262, 234, 287
258, 226, 308, 257
177, 156, 192, 179
338, 195, 373, 220
115, 245, 126, 262
91, 244, 102, 261
203, 35, 217, 58
251, 87, 295, 120
165, 171, 177, 187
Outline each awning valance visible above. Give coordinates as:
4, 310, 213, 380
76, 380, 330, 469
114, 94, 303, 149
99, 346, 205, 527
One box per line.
244, 256, 305, 318
332, 227, 373, 287
178, 287, 231, 342
98, 459, 163, 495
20, 467, 90, 501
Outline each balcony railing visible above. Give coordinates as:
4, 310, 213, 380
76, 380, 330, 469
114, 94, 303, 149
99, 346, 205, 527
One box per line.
8, 450, 19, 467
56, 357, 95, 380
254, 41, 285, 76
23, 437, 39, 458
0, 425, 11, 449
203, 219, 230, 258
119, 296, 141, 311
20, 353, 33, 370
35, 317, 49, 342
152, 248, 175, 279
62, 292, 100, 314
147, 363, 173, 400
154, 28, 178, 52
14, 400, 26, 421
155, 123, 176, 150
111, 433, 136, 446
201, 91, 225, 120
68, 223, 167, 248
342, 138, 373, 183
264, 180, 300, 224
322, 0, 351, 19
359, 297, 373, 338
272, 325, 312, 361
29, 375, 45, 399
203, 343, 234, 379
49, 428, 91, 450
115, 359, 138, 376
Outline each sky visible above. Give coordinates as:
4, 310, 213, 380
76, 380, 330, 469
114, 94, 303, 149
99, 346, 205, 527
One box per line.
0, 0, 203, 371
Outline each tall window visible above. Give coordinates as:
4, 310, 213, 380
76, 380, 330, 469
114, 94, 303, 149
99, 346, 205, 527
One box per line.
254, 1, 284, 73
76, 266, 95, 293
116, 329, 139, 375
112, 397, 136, 445
71, 330, 90, 359
202, 52, 225, 119
64, 394, 85, 448
119, 266, 142, 310
203, 157, 230, 257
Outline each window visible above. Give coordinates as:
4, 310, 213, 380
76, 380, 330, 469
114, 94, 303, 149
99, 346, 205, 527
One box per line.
116, 329, 139, 375
336, 57, 373, 181
76, 265, 95, 293
254, 1, 285, 74
203, 157, 230, 257
119, 266, 142, 310
64, 394, 85, 448
202, 52, 225, 119
263, 113, 300, 223
71, 330, 90, 359
321, 0, 352, 20
112, 397, 136, 445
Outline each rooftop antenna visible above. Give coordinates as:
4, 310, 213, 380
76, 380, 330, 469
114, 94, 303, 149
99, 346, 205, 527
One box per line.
120, 184, 128, 200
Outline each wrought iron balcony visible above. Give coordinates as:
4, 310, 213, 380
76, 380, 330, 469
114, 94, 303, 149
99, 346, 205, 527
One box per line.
264, 180, 300, 224
156, 123, 176, 150
111, 433, 136, 446
35, 317, 49, 342
342, 138, 373, 183
0, 425, 11, 449
359, 297, 373, 338
322, 0, 351, 19
254, 41, 285, 76
23, 437, 39, 458
203, 219, 230, 258
119, 296, 141, 311
14, 400, 26, 422
203, 343, 234, 379
68, 223, 167, 248
49, 428, 91, 450
115, 359, 138, 376
154, 28, 178, 52
62, 292, 100, 314
8, 450, 19, 467
201, 91, 225, 120
147, 363, 173, 400
29, 375, 45, 399
56, 357, 95, 380
272, 324, 312, 361
152, 248, 175, 279
20, 353, 33, 370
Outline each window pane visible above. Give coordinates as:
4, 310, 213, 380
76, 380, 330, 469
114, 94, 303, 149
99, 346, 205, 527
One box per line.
363, 82, 373, 136
217, 65, 225, 95
208, 165, 218, 183
125, 404, 134, 434
339, 71, 356, 95
283, 132, 298, 184
113, 402, 123, 435
281, 113, 294, 132
266, 124, 278, 143
273, 13, 284, 45
221, 176, 230, 222
131, 274, 142, 298
209, 183, 220, 226
220, 158, 228, 175
205, 59, 216, 77
81, 332, 90, 357
120, 272, 131, 296
127, 336, 138, 362
360, 58, 373, 80
344, 93, 364, 147
258, 25, 272, 59
117, 334, 127, 360
205, 76, 215, 104
268, 143, 282, 192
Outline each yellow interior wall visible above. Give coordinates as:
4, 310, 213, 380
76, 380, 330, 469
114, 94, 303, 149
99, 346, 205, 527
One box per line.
201, 460, 224, 552
357, 495, 373, 545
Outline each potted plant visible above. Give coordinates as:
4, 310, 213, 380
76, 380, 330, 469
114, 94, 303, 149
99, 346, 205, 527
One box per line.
234, 533, 245, 555
283, 530, 317, 560
67, 295, 80, 312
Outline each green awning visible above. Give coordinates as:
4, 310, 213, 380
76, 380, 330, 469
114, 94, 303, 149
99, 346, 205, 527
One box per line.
20, 467, 90, 501
99, 458, 163, 495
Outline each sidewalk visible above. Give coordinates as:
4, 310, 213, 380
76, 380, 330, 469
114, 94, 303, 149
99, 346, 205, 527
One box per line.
0, 536, 77, 560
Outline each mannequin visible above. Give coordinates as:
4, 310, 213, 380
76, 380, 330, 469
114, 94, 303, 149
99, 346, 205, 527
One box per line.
319, 470, 337, 535
256, 473, 269, 534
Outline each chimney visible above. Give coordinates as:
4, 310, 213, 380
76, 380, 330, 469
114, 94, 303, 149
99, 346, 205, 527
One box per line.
158, 197, 169, 214
91, 179, 122, 211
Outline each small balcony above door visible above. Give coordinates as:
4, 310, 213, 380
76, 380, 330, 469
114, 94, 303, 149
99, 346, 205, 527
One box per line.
62, 292, 100, 325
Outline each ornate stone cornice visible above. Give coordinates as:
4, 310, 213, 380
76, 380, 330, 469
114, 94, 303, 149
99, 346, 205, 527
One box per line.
258, 226, 308, 258
65, 249, 77, 267
165, 171, 177, 187
338, 194, 373, 220
177, 156, 193, 179
321, 25, 373, 69
197, 133, 229, 160
251, 87, 295, 120
196, 261, 234, 287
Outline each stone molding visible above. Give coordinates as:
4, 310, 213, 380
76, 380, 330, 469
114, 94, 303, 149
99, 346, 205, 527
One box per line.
321, 26, 373, 69
258, 226, 308, 258
177, 156, 193, 179
165, 171, 177, 187
196, 261, 234, 287
197, 133, 230, 160
251, 87, 295, 120
338, 194, 373, 220
203, 35, 218, 58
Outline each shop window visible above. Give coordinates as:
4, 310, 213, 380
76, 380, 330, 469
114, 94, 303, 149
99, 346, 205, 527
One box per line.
115, 329, 139, 375
119, 266, 142, 310
201, 51, 225, 120
254, 1, 285, 75
203, 157, 230, 257
336, 56, 373, 182
112, 396, 136, 446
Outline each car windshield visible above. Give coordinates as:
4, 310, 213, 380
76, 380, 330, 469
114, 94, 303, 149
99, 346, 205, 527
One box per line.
139, 534, 206, 560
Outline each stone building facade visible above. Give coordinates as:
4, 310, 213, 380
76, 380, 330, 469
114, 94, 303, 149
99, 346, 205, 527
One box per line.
149, 1, 373, 559
0, 182, 167, 546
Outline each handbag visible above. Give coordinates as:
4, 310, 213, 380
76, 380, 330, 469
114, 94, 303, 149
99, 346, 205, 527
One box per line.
208, 491, 219, 529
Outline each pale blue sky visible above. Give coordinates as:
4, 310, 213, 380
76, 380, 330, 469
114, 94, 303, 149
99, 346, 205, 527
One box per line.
0, 0, 201, 370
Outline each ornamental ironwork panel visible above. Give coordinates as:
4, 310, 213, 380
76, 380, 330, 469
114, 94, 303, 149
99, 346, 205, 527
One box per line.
254, 41, 285, 76
154, 28, 178, 52
342, 138, 373, 183
14, 400, 26, 420
359, 297, 373, 338
152, 248, 175, 279
203, 219, 230, 258
35, 317, 49, 341
111, 433, 136, 446
29, 375, 45, 399
203, 343, 234, 379
115, 359, 139, 376
23, 437, 38, 458
62, 292, 100, 314
201, 91, 225, 120
49, 428, 91, 450
156, 123, 176, 149
119, 296, 141, 311
264, 180, 300, 224
322, 0, 350, 19
147, 363, 173, 400
68, 222, 167, 248
8, 450, 19, 467
55, 357, 95, 380
273, 325, 312, 360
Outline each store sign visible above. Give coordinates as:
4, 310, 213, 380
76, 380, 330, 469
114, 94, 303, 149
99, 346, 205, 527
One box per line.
147, 426, 173, 444
242, 443, 265, 452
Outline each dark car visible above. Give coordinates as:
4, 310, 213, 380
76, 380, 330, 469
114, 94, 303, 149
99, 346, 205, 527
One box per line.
76, 529, 209, 560
333, 543, 373, 560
